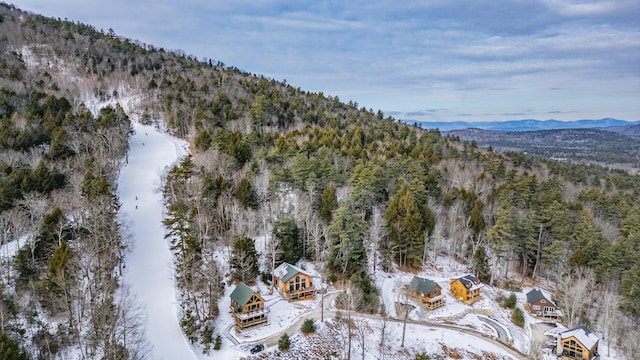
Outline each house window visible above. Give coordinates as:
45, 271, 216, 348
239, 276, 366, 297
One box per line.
541, 299, 546, 303
533, 305, 540, 310
563, 339, 583, 359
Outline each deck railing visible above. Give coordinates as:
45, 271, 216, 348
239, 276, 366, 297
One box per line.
287, 285, 316, 299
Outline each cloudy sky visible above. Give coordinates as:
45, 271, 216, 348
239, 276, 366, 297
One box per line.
12, 0, 640, 122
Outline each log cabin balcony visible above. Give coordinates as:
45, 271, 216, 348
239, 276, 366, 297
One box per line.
232, 307, 269, 332
286, 285, 316, 301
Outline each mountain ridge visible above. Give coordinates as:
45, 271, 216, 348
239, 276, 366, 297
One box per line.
406, 118, 640, 132
445, 127, 640, 172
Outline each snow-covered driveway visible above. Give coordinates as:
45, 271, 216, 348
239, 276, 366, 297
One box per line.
117, 122, 197, 360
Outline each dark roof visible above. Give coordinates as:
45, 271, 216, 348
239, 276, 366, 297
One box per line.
526, 288, 555, 306
526, 289, 544, 304
457, 274, 478, 288
230, 282, 255, 307
408, 276, 439, 295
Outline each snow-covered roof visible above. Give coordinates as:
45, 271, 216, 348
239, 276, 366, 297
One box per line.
273, 262, 311, 283
452, 273, 482, 290
560, 326, 599, 351
426, 294, 445, 303
468, 283, 485, 291
526, 288, 556, 306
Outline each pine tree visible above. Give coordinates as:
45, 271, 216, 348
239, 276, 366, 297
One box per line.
621, 263, 640, 317
384, 184, 425, 268
469, 199, 485, 237
327, 203, 367, 276
301, 319, 316, 334
234, 177, 258, 209
0, 331, 28, 360
231, 237, 259, 283
319, 183, 338, 223
278, 333, 290, 351
473, 246, 491, 283
487, 204, 518, 283
273, 216, 301, 265
512, 307, 525, 327
164, 200, 201, 269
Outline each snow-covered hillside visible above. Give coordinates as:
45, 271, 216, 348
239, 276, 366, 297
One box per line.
111, 123, 623, 360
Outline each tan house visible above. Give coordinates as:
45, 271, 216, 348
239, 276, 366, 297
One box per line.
230, 282, 268, 332
404, 276, 445, 310
556, 326, 599, 360
450, 274, 484, 304
273, 262, 316, 301
525, 289, 559, 319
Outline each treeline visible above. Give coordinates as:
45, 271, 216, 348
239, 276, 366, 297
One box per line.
1, 2, 639, 358
1, 4, 146, 359
154, 35, 640, 359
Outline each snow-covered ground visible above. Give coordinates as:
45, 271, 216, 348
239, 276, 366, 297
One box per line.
11, 44, 626, 360
117, 121, 196, 360
115, 168, 524, 360
111, 115, 620, 360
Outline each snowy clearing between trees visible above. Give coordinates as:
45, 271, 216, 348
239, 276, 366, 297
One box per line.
117, 121, 196, 360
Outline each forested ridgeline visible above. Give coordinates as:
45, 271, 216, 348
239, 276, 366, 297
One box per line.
1, 3, 640, 359
1, 4, 142, 359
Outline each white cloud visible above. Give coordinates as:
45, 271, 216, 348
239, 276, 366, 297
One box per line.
10, 0, 640, 121
541, 0, 635, 16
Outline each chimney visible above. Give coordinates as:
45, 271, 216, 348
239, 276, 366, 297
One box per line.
555, 334, 563, 356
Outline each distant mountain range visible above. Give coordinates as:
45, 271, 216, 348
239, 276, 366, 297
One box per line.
404, 118, 640, 132
445, 125, 640, 172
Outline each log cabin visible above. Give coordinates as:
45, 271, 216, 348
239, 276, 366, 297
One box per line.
230, 282, 268, 332
556, 326, 599, 360
404, 276, 445, 310
273, 262, 316, 301
450, 274, 484, 304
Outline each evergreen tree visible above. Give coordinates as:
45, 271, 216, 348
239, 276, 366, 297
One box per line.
570, 210, 602, 251
384, 184, 425, 268
0, 331, 29, 360
273, 216, 301, 265
469, 199, 485, 237
512, 307, 525, 327
81, 171, 111, 199
278, 333, 290, 351
234, 177, 258, 209
327, 203, 367, 276
164, 200, 201, 270
231, 237, 259, 283
194, 129, 212, 151
350, 162, 386, 218
621, 263, 640, 317
487, 204, 518, 283
473, 246, 491, 283
319, 183, 338, 223
301, 319, 316, 334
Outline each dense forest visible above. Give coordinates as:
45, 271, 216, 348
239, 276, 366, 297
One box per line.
1, 3, 639, 359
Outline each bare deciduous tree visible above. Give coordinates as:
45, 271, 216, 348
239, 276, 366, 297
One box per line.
556, 267, 595, 328
336, 285, 363, 360
368, 206, 387, 273
597, 289, 621, 357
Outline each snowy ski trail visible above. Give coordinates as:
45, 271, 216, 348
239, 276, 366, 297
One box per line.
118, 122, 197, 360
